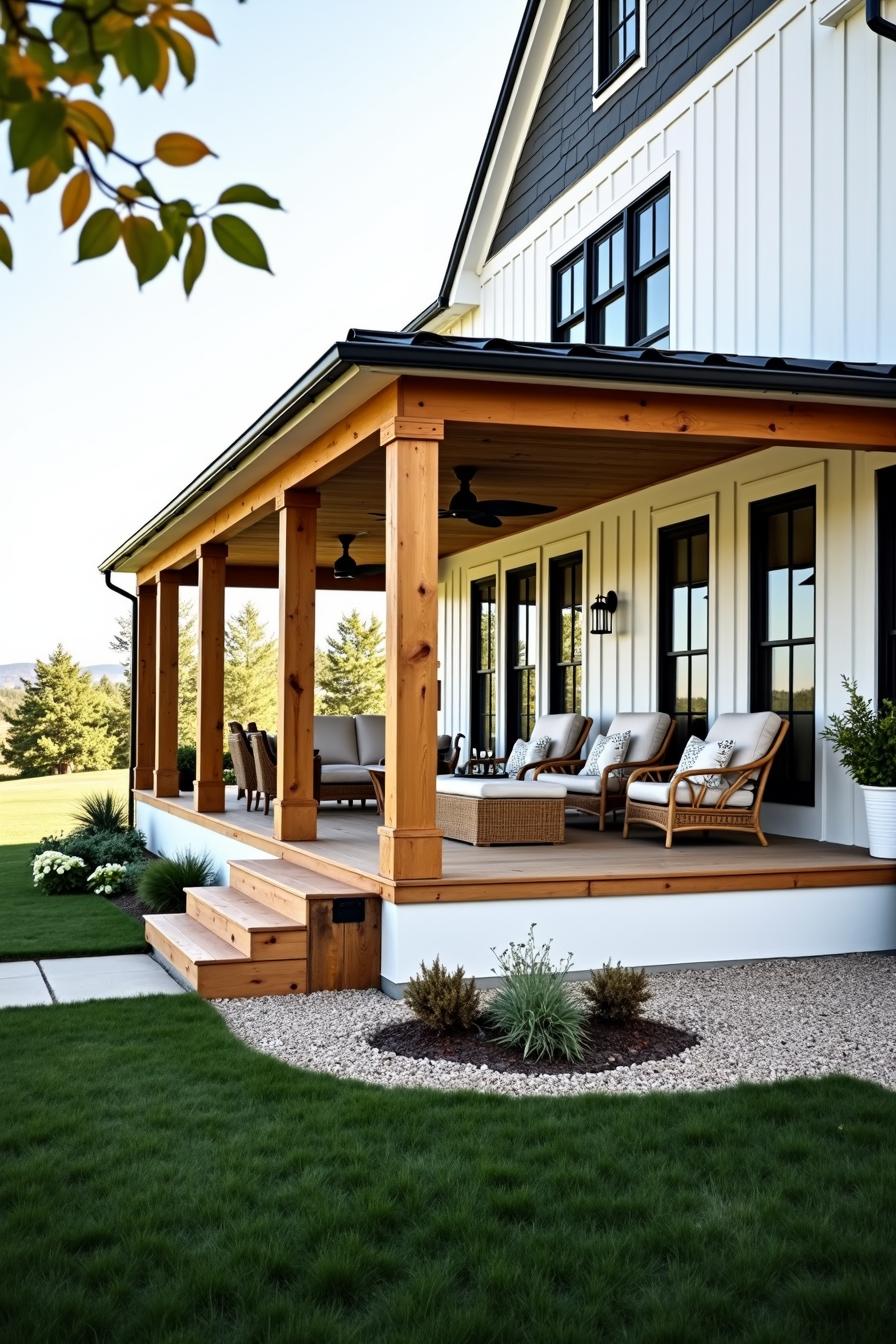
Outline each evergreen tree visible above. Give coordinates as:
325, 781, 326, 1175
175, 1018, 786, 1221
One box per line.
315, 611, 386, 716
96, 675, 130, 769
224, 602, 278, 730
178, 598, 199, 747
3, 646, 115, 776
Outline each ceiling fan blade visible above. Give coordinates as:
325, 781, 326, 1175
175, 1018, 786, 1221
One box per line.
356, 563, 387, 576
478, 499, 557, 516
470, 513, 503, 528
368, 511, 387, 520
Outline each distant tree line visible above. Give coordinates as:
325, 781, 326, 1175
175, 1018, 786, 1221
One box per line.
1, 603, 385, 778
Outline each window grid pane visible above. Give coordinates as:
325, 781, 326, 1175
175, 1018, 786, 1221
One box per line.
659, 517, 710, 755
506, 566, 537, 745
550, 554, 583, 716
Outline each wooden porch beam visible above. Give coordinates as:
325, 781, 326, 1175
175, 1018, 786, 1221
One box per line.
173, 563, 385, 592
153, 572, 180, 798
273, 489, 319, 843
194, 543, 227, 813
136, 383, 399, 584
133, 583, 156, 790
399, 376, 896, 450
378, 418, 443, 881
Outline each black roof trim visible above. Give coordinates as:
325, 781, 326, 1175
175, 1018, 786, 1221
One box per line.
403, 0, 542, 332
100, 328, 895, 572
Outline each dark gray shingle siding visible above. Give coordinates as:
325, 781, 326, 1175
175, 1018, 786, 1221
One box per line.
490, 0, 778, 257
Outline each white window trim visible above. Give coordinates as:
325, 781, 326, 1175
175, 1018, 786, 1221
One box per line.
592, 0, 647, 112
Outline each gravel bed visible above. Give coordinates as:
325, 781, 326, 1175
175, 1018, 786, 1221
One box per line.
215, 953, 896, 1098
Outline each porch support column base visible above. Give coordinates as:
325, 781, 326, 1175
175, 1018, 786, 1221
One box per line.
378, 826, 443, 881
273, 799, 319, 842
153, 768, 180, 798
133, 766, 153, 790
194, 780, 225, 813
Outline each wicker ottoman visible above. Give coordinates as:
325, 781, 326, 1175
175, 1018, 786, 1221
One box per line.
435, 778, 567, 846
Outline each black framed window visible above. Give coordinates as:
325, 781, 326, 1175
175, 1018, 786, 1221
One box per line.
506, 565, 537, 743
470, 576, 497, 753
552, 181, 670, 349
750, 489, 816, 806
658, 517, 709, 755
878, 466, 896, 705
549, 553, 583, 714
596, 0, 639, 93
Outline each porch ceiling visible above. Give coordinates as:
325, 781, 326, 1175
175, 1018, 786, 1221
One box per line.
220, 428, 760, 570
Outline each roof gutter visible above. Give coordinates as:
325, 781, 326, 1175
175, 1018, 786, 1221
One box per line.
867, 0, 896, 42
104, 571, 137, 827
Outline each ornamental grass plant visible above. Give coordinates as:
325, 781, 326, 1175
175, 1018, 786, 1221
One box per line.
137, 850, 218, 914
487, 925, 586, 1062
72, 790, 128, 835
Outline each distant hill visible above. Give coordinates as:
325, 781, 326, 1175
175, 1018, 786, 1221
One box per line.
0, 662, 126, 689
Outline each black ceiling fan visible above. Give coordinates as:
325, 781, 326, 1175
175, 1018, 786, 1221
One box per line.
333, 534, 386, 581
370, 465, 557, 530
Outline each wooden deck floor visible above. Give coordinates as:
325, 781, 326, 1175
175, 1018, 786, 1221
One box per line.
136, 789, 896, 905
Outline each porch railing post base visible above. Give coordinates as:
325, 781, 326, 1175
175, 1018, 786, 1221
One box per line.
273, 799, 319, 842
133, 766, 153, 790
153, 768, 180, 798
194, 780, 226, 813
378, 826, 443, 881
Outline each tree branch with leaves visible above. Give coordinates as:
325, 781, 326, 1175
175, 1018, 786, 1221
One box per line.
0, 0, 281, 291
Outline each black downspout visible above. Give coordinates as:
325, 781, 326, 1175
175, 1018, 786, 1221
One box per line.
867, 1, 896, 42
104, 571, 138, 828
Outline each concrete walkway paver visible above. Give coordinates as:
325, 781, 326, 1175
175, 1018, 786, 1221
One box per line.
39, 953, 185, 1004
0, 960, 53, 1008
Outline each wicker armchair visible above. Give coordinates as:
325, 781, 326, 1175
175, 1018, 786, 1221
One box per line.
436, 732, 466, 775
624, 713, 788, 847
227, 722, 258, 811
248, 729, 278, 816
532, 712, 673, 831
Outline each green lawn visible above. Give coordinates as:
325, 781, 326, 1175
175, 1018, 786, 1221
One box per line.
0, 771, 144, 959
1, 994, 894, 1342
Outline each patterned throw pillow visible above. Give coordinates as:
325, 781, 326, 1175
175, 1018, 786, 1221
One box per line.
581, 734, 608, 776
675, 736, 735, 790
505, 738, 528, 777
525, 735, 552, 765
676, 735, 705, 775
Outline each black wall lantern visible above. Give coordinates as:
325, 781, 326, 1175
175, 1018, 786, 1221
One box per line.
589, 590, 618, 635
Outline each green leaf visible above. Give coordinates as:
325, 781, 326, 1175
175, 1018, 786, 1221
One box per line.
217, 184, 283, 210
77, 208, 122, 262
211, 214, 272, 273
160, 201, 189, 258
0, 225, 12, 272
119, 25, 160, 92
183, 222, 206, 297
9, 99, 67, 171
121, 216, 171, 288
135, 176, 159, 199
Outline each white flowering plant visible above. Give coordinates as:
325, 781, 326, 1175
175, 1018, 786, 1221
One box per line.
87, 863, 129, 898
32, 850, 88, 895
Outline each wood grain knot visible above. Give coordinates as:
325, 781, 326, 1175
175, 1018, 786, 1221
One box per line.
410, 642, 432, 662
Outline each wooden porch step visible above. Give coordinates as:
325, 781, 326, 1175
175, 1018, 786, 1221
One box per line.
185, 886, 308, 960
144, 913, 307, 999
229, 858, 369, 922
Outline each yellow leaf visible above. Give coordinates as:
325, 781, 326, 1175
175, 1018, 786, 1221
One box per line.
151, 31, 170, 92
27, 157, 61, 197
116, 185, 141, 203
0, 201, 12, 219
171, 9, 218, 42
65, 101, 115, 154
154, 132, 216, 167
60, 170, 91, 230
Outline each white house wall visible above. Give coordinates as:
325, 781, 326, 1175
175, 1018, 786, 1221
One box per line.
436, 444, 896, 849
441, 0, 896, 363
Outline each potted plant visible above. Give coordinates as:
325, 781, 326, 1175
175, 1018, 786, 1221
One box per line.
177, 744, 197, 793
822, 677, 896, 858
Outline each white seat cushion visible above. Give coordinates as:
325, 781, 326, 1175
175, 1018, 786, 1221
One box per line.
627, 779, 755, 808
530, 712, 587, 759
606, 712, 671, 763
320, 764, 373, 785
314, 715, 360, 765
537, 771, 623, 796
354, 714, 385, 766
436, 777, 567, 800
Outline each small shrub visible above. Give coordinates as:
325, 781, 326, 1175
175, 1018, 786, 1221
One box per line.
405, 957, 480, 1033
138, 849, 218, 913
87, 863, 129, 898
32, 850, 88, 894
487, 925, 586, 1062
72, 790, 128, 834
34, 829, 147, 870
583, 961, 652, 1023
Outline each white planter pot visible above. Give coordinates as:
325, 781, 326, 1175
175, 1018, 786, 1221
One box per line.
860, 785, 896, 859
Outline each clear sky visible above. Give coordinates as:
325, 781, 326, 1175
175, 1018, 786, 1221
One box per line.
0, 0, 523, 665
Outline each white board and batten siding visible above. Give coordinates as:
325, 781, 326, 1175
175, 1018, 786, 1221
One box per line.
441, 0, 896, 363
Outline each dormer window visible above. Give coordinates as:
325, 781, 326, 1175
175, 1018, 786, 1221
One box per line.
593, 0, 646, 108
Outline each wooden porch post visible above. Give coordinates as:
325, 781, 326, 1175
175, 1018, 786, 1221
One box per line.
273, 489, 319, 842
133, 582, 156, 790
154, 571, 180, 797
194, 543, 228, 812
378, 417, 444, 881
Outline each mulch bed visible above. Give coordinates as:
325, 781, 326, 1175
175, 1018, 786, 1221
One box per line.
369, 1015, 699, 1076
109, 893, 148, 923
